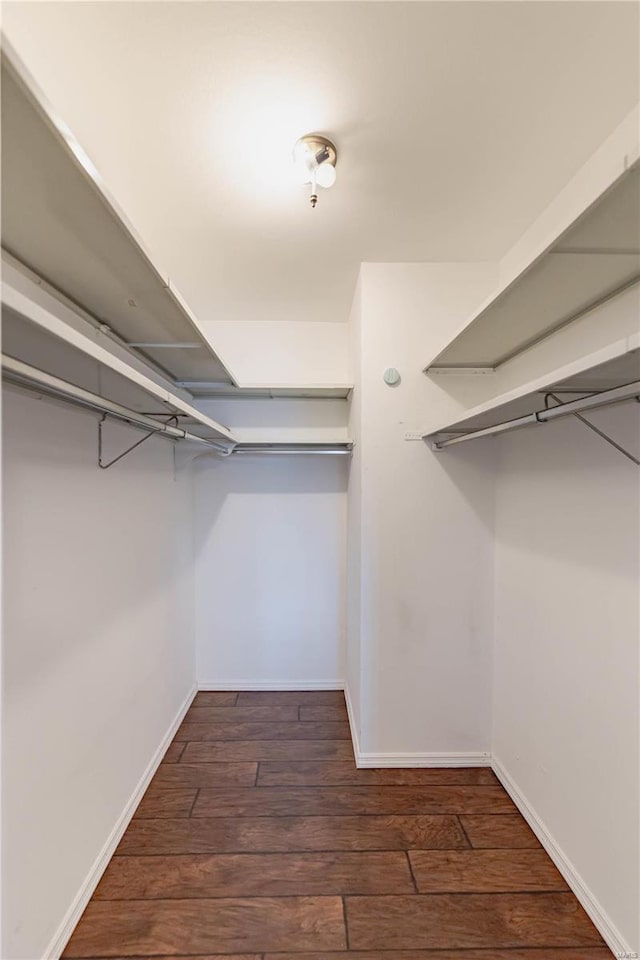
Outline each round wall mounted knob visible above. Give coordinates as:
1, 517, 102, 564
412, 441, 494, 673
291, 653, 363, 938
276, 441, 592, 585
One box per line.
383, 367, 401, 386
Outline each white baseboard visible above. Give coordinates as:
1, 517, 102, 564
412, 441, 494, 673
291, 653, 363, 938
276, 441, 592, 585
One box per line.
357, 751, 492, 768
45, 684, 197, 960
492, 756, 631, 959
198, 679, 344, 691
344, 685, 490, 768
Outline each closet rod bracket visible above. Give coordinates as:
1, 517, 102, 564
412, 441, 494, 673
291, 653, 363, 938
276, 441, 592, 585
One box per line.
543, 392, 640, 466
98, 413, 179, 469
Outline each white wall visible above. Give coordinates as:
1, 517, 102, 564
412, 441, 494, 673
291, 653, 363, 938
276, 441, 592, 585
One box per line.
2, 387, 196, 960
194, 457, 347, 687
493, 402, 639, 954
346, 275, 363, 740
195, 398, 349, 444
193, 397, 348, 688
348, 263, 498, 759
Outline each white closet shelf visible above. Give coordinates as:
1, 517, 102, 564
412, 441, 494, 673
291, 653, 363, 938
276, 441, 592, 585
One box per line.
174, 382, 353, 399
1, 43, 236, 387
1, 268, 237, 444
425, 106, 640, 373
1, 268, 356, 457
423, 341, 640, 449
1, 349, 353, 457
2, 354, 233, 453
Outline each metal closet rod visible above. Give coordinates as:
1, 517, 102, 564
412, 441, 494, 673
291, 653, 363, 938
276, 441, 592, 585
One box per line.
434, 379, 640, 449
1, 354, 231, 451
231, 446, 351, 456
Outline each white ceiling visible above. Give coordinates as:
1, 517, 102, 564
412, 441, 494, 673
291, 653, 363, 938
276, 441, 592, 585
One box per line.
3, 2, 639, 324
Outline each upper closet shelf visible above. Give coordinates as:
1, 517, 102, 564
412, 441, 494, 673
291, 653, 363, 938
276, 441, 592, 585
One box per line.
423, 340, 640, 451
1, 272, 238, 443
425, 106, 640, 373
175, 382, 353, 399
2, 247, 352, 456
0, 44, 236, 388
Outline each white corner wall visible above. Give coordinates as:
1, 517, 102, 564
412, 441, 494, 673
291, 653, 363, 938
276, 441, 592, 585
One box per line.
1, 388, 196, 960
493, 402, 640, 955
348, 262, 498, 761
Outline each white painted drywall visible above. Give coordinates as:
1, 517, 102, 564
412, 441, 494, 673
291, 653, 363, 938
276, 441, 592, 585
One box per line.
194, 397, 349, 444
348, 263, 498, 757
2, 387, 196, 960
346, 275, 363, 742
201, 321, 350, 387
193, 395, 347, 688
193, 455, 347, 687
493, 401, 639, 953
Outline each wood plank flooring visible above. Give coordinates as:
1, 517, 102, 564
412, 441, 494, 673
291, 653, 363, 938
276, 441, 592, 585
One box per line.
63, 690, 609, 959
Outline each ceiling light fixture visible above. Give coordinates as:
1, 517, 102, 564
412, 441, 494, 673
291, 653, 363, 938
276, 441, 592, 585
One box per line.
293, 134, 337, 208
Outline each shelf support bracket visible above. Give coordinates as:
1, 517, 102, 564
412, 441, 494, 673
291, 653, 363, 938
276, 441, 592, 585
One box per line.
98, 414, 179, 469
544, 392, 640, 466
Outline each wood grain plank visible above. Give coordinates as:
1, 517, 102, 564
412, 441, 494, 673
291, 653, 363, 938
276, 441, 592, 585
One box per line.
69, 956, 260, 960
95, 851, 414, 899
162, 741, 186, 763
134, 789, 197, 819
258, 761, 497, 786
187, 706, 299, 723
192, 785, 515, 818
182, 740, 354, 762
63, 896, 346, 956
237, 691, 345, 706
460, 814, 541, 849
345, 893, 603, 949
149, 762, 258, 793
151, 763, 258, 789
265, 950, 613, 960
299, 705, 348, 722
192, 692, 239, 706
175, 721, 351, 741
115, 815, 468, 855
408, 849, 568, 892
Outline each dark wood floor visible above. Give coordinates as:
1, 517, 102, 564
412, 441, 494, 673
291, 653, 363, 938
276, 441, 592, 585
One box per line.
63, 691, 609, 959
